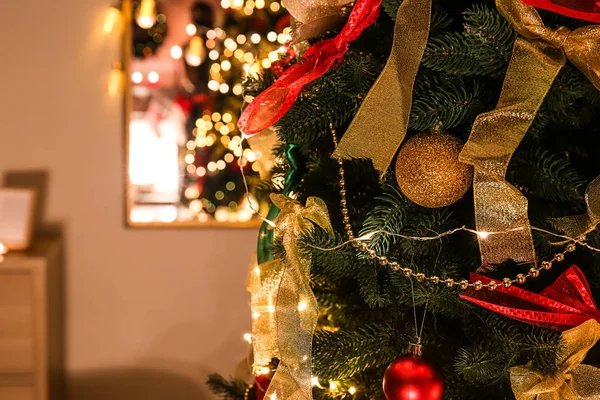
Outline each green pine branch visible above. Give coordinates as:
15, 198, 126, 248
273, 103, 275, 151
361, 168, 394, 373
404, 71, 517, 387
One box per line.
206, 375, 249, 400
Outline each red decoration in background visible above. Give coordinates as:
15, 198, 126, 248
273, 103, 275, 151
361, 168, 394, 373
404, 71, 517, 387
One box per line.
238, 0, 382, 135
383, 354, 445, 400
461, 265, 600, 331
254, 374, 270, 400
271, 47, 297, 78
521, 0, 600, 23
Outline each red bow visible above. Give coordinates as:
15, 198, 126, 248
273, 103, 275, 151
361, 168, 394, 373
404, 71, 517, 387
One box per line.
238, 0, 381, 136
461, 265, 600, 331
522, 0, 600, 23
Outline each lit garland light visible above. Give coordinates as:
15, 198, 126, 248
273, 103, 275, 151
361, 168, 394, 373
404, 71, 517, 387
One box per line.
136, 0, 157, 29
108, 62, 124, 96
103, 6, 122, 33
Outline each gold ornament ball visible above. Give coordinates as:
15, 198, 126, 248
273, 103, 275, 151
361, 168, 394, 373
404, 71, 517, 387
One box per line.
395, 132, 474, 208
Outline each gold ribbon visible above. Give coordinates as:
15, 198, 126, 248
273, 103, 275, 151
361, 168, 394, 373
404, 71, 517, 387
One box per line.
286, 0, 353, 42
334, 0, 432, 175
458, 0, 600, 265
510, 319, 600, 400
265, 194, 333, 400
246, 128, 279, 181
550, 177, 600, 239
247, 257, 283, 373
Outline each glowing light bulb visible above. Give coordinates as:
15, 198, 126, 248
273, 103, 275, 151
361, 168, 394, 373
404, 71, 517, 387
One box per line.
478, 231, 490, 239
243, 333, 252, 343
136, 0, 156, 29
329, 382, 337, 391
186, 23, 197, 36
131, 71, 143, 84
348, 387, 357, 395
298, 301, 308, 311
108, 62, 124, 96
251, 33, 261, 44
170, 45, 183, 59
185, 36, 205, 67
260, 366, 271, 375
311, 377, 321, 387
103, 6, 122, 33
0, 243, 6, 255
148, 71, 159, 83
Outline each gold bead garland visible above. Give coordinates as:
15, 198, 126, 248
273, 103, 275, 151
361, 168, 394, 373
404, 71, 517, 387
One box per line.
331, 130, 580, 292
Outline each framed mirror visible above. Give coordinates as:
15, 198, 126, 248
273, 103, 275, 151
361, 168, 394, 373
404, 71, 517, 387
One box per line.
122, 0, 289, 227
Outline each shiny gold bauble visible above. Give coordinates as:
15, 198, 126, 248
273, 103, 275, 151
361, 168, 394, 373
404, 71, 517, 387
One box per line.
395, 132, 473, 208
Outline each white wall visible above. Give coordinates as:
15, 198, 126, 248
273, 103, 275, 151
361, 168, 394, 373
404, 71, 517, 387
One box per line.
0, 1, 254, 398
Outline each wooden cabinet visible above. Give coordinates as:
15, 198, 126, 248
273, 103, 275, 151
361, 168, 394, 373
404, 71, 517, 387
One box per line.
0, 238, 63, 400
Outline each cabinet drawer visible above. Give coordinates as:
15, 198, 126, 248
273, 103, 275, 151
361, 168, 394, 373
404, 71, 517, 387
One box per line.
0, 272, 34, 373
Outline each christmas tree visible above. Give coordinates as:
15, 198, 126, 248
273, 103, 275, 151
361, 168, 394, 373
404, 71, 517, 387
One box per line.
209, 0, 600, 398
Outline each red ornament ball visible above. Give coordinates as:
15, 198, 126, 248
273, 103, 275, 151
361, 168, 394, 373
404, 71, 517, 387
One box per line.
383, 354, 445, 400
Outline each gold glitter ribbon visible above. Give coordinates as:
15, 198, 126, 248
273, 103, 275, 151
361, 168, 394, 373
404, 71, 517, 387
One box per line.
286, 0, 353, 42
510, 319, 600, 400
265, 194, 333, 400
247, 258, 283, 373
550, 177, 600, 239
458, 0, 600, 265
334, 0, 432, 175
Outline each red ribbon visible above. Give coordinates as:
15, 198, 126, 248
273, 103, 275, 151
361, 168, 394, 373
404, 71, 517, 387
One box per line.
460, 265, 600, 331
238, 0, 382, 136
522, 0, 600, 23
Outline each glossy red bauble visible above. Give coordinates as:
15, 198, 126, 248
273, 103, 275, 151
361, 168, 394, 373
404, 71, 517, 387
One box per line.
383, 354, 445, 400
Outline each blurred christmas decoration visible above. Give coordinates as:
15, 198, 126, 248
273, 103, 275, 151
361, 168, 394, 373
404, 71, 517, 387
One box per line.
108, 62, 125, 96
136, 0, 157, 29
521, 0, 600, 22
395, 132, 473, 208
461, 265, 600, 331
104, 5, 122, 33
510, 319, 600, 400
185, 36, 206, 67
383, 350, 445, 400
132, 0, 167, 58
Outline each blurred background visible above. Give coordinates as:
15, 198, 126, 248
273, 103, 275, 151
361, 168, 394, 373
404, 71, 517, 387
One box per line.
0, 0, 288, 398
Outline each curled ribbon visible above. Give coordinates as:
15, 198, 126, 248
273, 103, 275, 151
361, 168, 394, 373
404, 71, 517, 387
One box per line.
265, 194, 333, 400
550, 177, 600, 239
334, 0, 433, 175
521, 0, 600, 23
458, 0, 600, 265
238, 0, 381, 136
248, 258, 283, 373
460, 265, 600, 331
510, 319, 600, 400
286, 0, 354, 42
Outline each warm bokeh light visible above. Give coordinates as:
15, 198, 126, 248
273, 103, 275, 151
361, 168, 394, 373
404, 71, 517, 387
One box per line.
103, 6, 121, 33
186, 23, 197, 36
147, 71, 159, 83
136, 0, 157, 29
132, 71, 143, 83
170, 45, 183, 59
